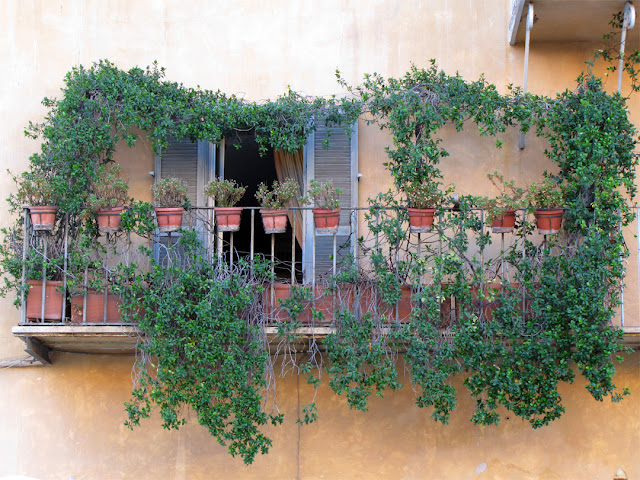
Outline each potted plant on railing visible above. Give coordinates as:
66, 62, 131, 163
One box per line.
66, 242, 123, 324
301, 179, 342, 234
86, 164, 130, 233
151, 177, 189, 232
13, 170, 59, 231
255, 178, 298, 234
474, 170, 526, 233
526, 176, 565, 235
205, 178, 246, 232
402, 181, 452, 233
18, 237, 66, 322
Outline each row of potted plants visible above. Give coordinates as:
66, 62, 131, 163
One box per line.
21, 166, 344, 235
404, 171, 566, 235
21, 165, 566, 239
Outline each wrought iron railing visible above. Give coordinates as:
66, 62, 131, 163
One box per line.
17, 205, 638, 328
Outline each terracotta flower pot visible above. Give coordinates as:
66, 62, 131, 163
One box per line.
260, 209, 288, 234
25, 280, 64, 322
155, 207, 184, 232
491, 209, 516, 233
407, 207, 436, 233
264, 283, 354, 324
70, 291, 122, 323
97, 206, 125, 233
312, 208, 341, 234
214, 206, 243, 232
29, 206, 58, 231
534, 208, 564, 235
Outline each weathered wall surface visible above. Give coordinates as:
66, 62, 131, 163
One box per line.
0, 1, 639, 478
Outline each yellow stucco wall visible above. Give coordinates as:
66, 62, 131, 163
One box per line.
1, 1, 639, 478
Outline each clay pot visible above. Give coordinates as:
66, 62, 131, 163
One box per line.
407, 207, 436, 233
155, 207, 184, 232
25, 280, 64, 322
29, 206, 58, 231
534, 208, 564, 235
312, 208, 341, 234
491, 209, 516, 233
260, 209, 288, 234
214, 206, 243, 232
70, 291, 122, 323
97, 206, 125, 233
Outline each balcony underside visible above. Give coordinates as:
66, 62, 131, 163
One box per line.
12, 324, 640, 364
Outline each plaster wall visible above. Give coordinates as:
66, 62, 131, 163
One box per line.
0, 1, 639, 478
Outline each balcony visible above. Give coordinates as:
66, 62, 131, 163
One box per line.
11, 204, 640, 363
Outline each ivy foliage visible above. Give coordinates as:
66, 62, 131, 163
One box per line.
3, 28, 639, 462
115, 232, 281, 464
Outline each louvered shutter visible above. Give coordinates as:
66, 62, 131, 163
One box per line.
154, 138, 215, 262
303, 122, 358, 280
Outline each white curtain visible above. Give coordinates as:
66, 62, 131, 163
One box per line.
274, 149, 304, 247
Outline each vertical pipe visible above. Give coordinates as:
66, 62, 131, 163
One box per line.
618, 3, 636, 93
520, 3, 534, 149
20, 208, 28, 324
230, 232, 234, 269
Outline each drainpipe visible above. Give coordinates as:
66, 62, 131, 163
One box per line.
520, 2, 534, 149
618, 2, 636, 94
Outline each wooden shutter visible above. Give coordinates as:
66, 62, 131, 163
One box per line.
154, 138, 215, 262
303, 122, 358, 280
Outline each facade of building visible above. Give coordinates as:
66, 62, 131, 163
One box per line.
0, 1, 639, 478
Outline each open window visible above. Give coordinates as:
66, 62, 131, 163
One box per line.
155, 123, 358, 283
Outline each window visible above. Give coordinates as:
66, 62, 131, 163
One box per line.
155, 123, 358, 283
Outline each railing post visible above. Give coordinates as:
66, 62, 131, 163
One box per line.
20, 207, 28, 324
62, 213, 68, 322
291, 208, 296, 285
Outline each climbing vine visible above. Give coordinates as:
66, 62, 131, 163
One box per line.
2, 20, 639, 463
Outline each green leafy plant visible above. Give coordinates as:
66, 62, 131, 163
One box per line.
473, 170, 526, 223
12, 170, 58, 206
526, 175, 565, 210
204, 178, 246, 207
85, 164, 130, 211
402, 180, 453, 209
116, 233, 281, 464
301, 179, 341, 210
151, 177, 188, 208
255, 178, 298, 209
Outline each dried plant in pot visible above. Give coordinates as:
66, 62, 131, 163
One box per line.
13, 170, 59, 231
301, 179, 342, 234
86, 164, 130, 233
526, 176, 565, 235
151, 177, 189, 232
205, 178, 246, 232
474, 170, 526, 233
402, 181, 452, 233
255, 178, 298, 234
